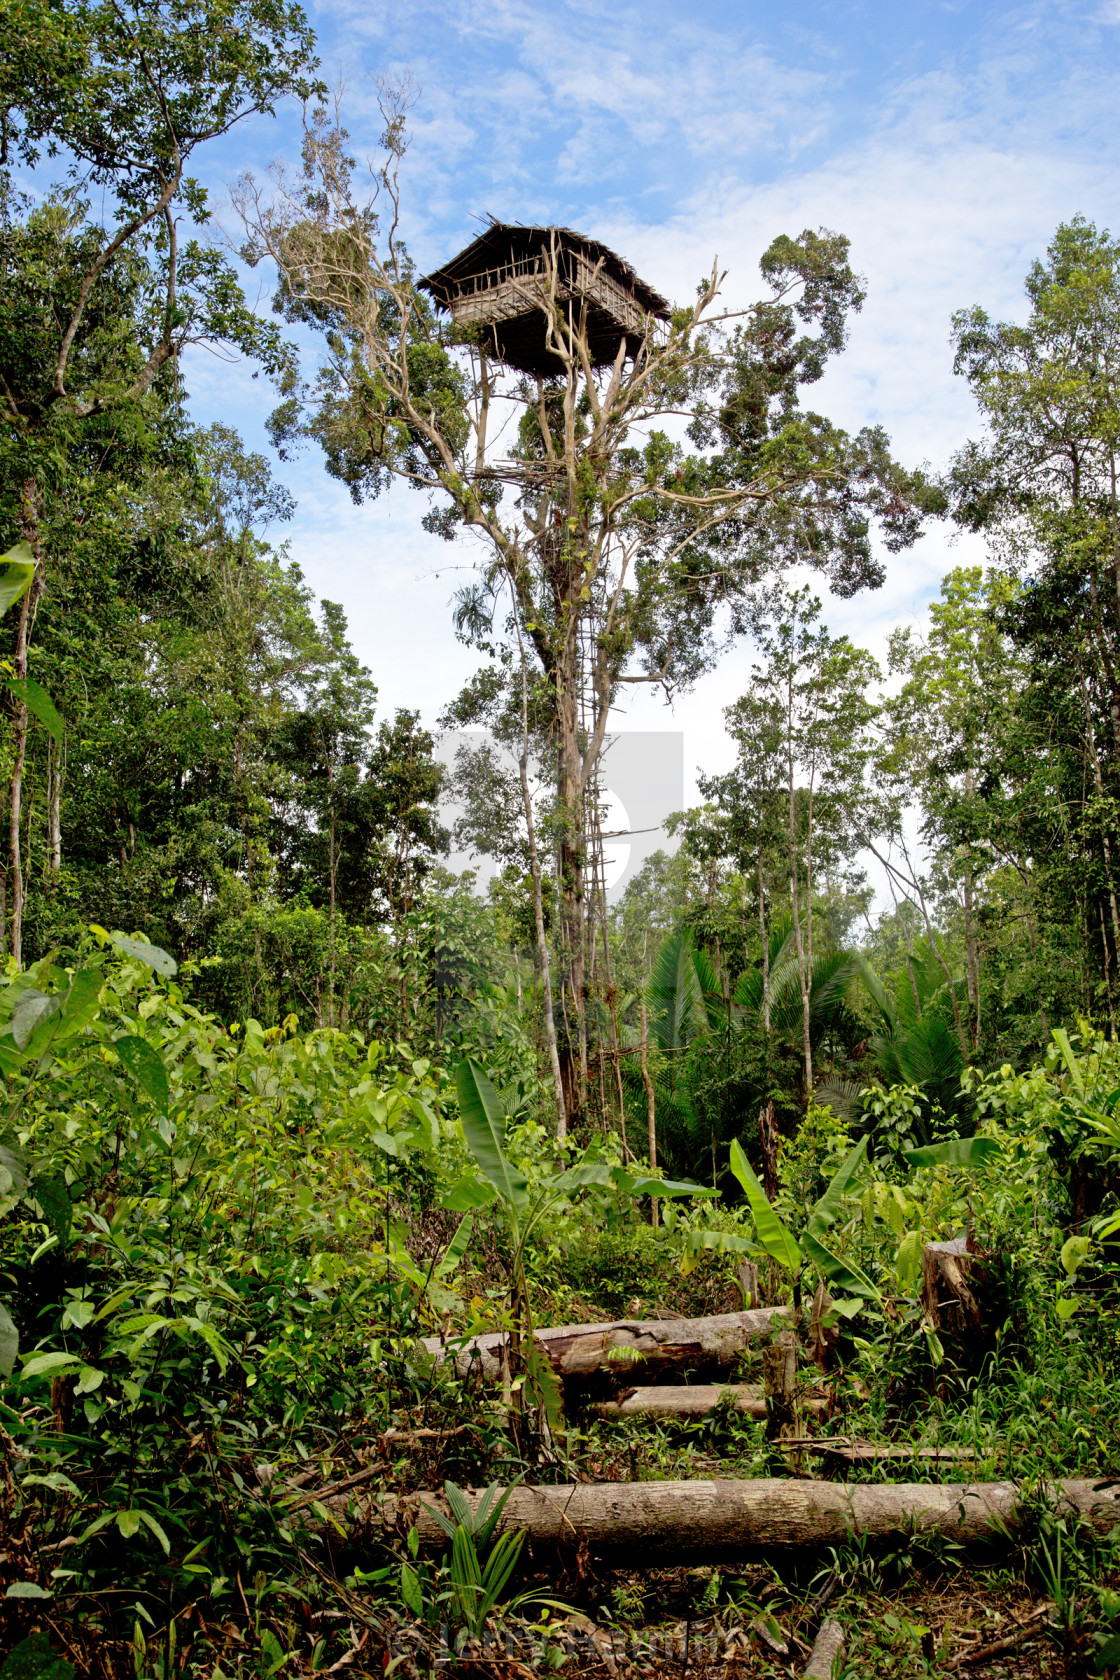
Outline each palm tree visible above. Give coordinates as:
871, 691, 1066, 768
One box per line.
856, 944, 970, 1128
632, 925, 863, 1183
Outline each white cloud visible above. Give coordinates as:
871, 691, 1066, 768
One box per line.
183, 0, 1120, 851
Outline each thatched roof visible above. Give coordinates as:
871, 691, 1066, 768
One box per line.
420, 220, 670, 320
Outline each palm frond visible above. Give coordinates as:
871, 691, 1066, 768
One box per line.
647, 926, 712, 1050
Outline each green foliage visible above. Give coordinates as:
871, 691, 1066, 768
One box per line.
0, 542, 36, 617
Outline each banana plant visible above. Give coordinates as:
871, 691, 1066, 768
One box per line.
444, 1057, 715, 1431
721, 1134, 881, 1307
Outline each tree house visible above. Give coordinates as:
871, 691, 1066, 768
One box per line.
419, 221, 670, 375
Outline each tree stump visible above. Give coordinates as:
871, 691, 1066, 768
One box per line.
762, 1329, 801, 1444
737, 1260, 760, 1310
807, 1280, 840, 1372
921, 1232, 995, 1377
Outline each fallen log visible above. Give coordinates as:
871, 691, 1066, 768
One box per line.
420, 1306, 788, 1382
590, 1384, 828, 1421
323, 1476, 1120, 1561
776, 1437, 982, 1466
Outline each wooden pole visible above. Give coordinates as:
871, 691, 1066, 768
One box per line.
639, 999, 657, 1227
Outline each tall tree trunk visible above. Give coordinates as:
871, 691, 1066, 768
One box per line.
327, 798, 337, 1031
961, 773, 980, 1043
556, 633, 587, 1125
786, 723, 813, 1092
1100, 900, 1117, 1033
1080, 675, 1120, 979
640, 1000, 658, 1228
46, 734, 62, 873
517, 624, 566, 1141
756, 859, 770, 1034
8, 481, 43, 968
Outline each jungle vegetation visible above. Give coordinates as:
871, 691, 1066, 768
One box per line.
0, 10, 1118, 1678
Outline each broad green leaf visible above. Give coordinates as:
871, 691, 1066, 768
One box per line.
75, 1366, 104, 1395
21, 1472, 80, 1497
113, 1036, 169, 1111
0, 1141, 28, 1197
56, 969, 103, 1037
0, 542, 35, 617
454, 1059, 527, 1216
680, 1225, 758, 1276
1082, 1109, 1120, 1147
807, 1136, 868, 1237
1060, 1235, 1091, 1276
115, 1509, 142, 1538
0, 1301, 18, 1379
896, 1229, 923, 1291
441, 1174, 496, 1211
400, 1562, 424, 1617
801, 1229, 881, 1300
553, 1162, 615, 1192
524, 1336, 566, 1438
1050, 1027, 1085, 1098
436, 1214, 474, 1279
6, 678, 62, 744
4, 1583, 52, 1600
684, 1227, 760, 1257
408, 1095, 440, 1151
30, 1175, 70, 1245
903, 1137, 1002, 1171
138, 1510, 171, 1554
107, 933, 177, 978
728, 1138, 801, 1272
11, 989, 58, 1051
621, 1170, 718, 1199
20, 1351, 80, 1380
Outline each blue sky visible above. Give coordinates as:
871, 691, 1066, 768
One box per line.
180, 0, 1120, 838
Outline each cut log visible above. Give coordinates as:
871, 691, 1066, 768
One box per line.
803, 1617, 845, 1679
324, 1476, 1120, 1562
589, 1385, 829, 1421
776, 1437, 981, 1466
420, 1306, 788, 1382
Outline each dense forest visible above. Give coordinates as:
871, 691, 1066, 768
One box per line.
0, 3, 1119, 1678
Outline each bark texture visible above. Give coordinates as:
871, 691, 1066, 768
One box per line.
762, 1328, 800, 1442
330, 1477, 1120, 1562
590, 1385, 829, 1421
420, 1306, 787, 1383
803, 1618, 845, 1680
922, 1235, 985, 1335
